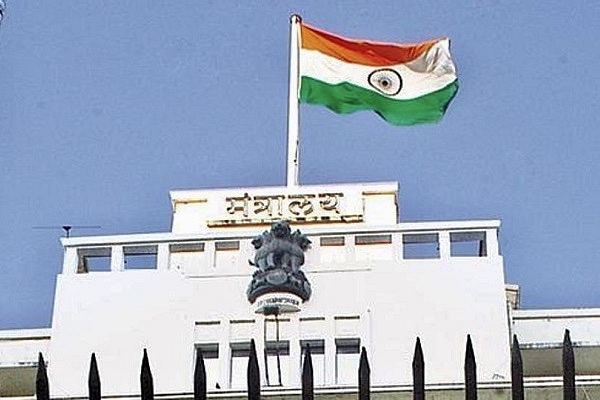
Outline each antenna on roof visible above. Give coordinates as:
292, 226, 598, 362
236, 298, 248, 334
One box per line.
33, 225, 102, 238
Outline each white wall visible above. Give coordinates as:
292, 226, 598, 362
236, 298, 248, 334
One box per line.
368, 257, 510, 384
513, 308, 600, 346
48, 239, 510, 394
0, 329, 50, 367
48, 271, 194, 397
178, 257, 510, 387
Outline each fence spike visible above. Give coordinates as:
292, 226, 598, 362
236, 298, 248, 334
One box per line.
247, 339, 260, 400
412, 337, 425, 400
88, 353, 101, 400
302, 343, 314, 400
358, 347, 370, 400
464, 335, 477, 400
563, 329, 576, 400
36, 352, 49, 400
194, 348, 206, 400
511, 335, 523, 400
140, 349, 154, 400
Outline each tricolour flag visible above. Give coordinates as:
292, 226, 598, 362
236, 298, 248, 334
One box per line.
299, 23, 458, 126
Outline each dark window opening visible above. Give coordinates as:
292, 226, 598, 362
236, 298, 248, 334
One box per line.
230, 341, 251, 357
450, 231, 487, 257
402, 233, 439, 259
77, 247, 111, 273
216, 241, 240, 251
195, 343, 219, 359
170, 242, 205, 253
335, 338, 360, 354
124, 245, 158, 270
355, 234, 392, 245
335, 338, 361, 385
301, 339, 325, 355
265, 340, 290, 356
320, 236, 345, 246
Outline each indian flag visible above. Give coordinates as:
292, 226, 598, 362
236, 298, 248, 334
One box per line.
299, 23, 458, 126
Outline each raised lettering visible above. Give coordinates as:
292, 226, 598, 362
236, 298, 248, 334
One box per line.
226, 193, 250, 217
288, 194, 315, 216
319, 193, 343, 213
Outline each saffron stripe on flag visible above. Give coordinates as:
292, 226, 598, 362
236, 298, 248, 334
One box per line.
300, 24, 440, 67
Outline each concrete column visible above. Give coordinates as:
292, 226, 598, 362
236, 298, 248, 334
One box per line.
324, 316, 336, 385
392, 233, 403, 262
110, 245, 124, 272
289, 313, 301, 387
438, 231, 451, 259
156, 243, 170, 271
218, 319, 230, 389
344, 235, 354, 263
62, 247, 78, 274
253, 315, 266, 386
361, 309, 372, 354
486, 228, 499, 256
205, 241, 216, 270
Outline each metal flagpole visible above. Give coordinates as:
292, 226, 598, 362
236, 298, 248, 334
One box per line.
286, 14, 301, 187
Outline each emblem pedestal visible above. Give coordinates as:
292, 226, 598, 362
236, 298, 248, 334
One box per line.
253, 292, 302, 314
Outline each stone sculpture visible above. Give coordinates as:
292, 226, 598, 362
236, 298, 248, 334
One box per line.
247, 220, 312, 303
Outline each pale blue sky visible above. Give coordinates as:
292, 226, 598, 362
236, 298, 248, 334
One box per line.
1, 1, 599, 329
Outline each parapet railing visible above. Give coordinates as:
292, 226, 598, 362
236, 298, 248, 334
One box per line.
60, 220, 501, 275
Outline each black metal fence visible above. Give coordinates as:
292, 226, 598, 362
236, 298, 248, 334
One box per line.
35, 329, 578, 400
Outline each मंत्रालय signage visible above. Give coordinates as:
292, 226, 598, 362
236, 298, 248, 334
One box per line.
208, 190, 363, 227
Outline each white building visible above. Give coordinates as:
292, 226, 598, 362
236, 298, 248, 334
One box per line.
1, 181, 600, 398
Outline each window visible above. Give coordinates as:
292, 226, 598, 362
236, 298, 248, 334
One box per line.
195, 321, 220, 343
402, 233, 440, 259
320, 236, 345, 246
335, 338, 360, 385
123, 245, 158, 270
77, 247, 111, 273
354, 234, 392, 245
230, 342, 251, 389
170, 242, 205, 253
301, 339, 325, 386
355, 234, 393, 261
215, 240, 240, 251
170, 242, 207, 275
300, 317, 326, 338
265, 340, 290, 386
263, 317, 291, 386
215, 241, 241, 271
319, 236, 346, 264
195, 343, 220, 390
230, 320, 255, 341
450, 231, 487, 257
334, 315, 360, 337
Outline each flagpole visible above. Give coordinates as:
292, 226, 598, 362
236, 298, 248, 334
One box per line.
286, 14, 301, 187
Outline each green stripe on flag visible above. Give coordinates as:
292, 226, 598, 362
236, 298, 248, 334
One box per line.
300, 77, 459, 126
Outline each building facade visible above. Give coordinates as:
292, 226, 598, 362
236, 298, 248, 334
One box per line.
1, 181, 599, 397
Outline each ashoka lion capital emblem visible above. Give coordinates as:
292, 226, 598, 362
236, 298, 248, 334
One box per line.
247, 220, 312, 305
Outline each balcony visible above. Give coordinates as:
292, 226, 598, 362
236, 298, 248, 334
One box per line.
61, 220, 501, 276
